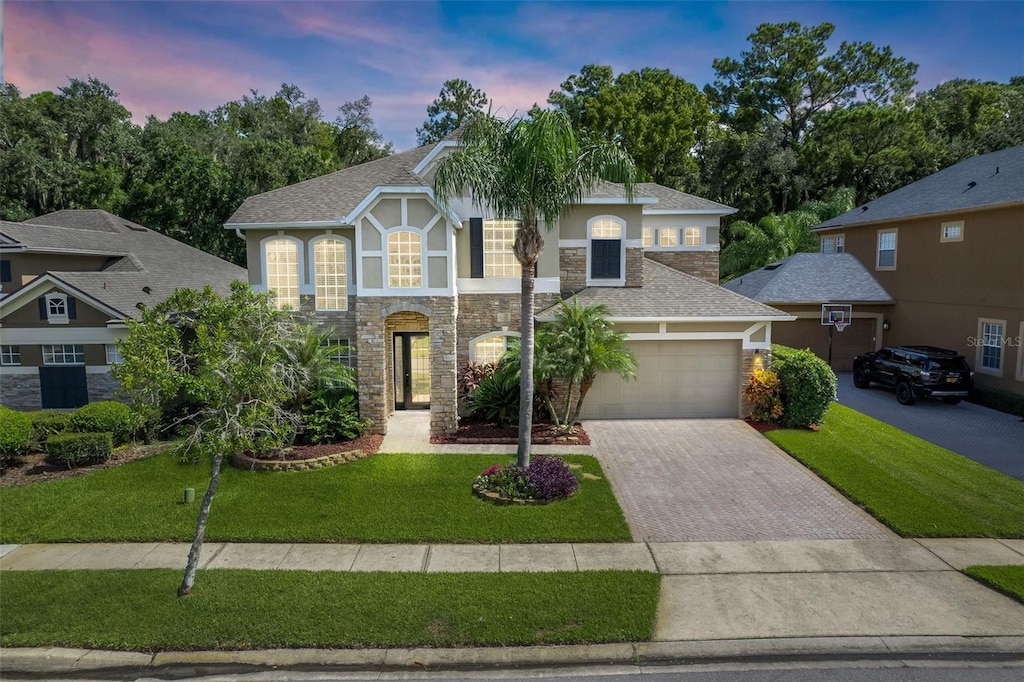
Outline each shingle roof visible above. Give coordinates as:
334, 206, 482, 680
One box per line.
636, 183, 735, 212
722, 253, 894, 304
1, 211, 246, 320
540, 259, 789, 320
815, 145, 1024, 230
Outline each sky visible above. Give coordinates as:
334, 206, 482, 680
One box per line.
3, 0, 1023, 150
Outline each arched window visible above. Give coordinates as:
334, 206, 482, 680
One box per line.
388, 231, 422, 288
471, 334, 515, 364
314, 237, 348, 310
588, 215, 625, 282
264, 238, 299, 309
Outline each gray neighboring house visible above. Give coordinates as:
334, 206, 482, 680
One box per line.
0, 210, 247, 410
723, 253, 895, 372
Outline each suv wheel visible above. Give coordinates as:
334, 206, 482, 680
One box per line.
896, 381, 916, 405
941, 397, 963, 405
853, 370, 871, 389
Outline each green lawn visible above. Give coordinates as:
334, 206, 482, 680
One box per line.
0, 453, 630, 543
0, 569, 659, 650
766, 403, 1024, 538
964, 566, 1024, 604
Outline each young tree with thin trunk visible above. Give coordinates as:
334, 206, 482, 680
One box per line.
433, 111, 637, 467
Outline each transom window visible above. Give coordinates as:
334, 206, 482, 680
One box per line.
877, 229, 897, 269
42, 344, 85, 365
314, 238, 348, 310
981, 321, 1004, 371
472, 335, 511, 365
658, 228, 678, 246
265, 239, 300, 309
105, 344, 123, 365
0, 345, 20, 366
590, 219, 622, 239
484, 220, 521, 278
684, 227, 702, 246
642, 227, 653, 247
388, 231, 422, 288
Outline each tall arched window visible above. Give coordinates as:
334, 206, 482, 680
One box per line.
388, 231, 422, 288
314, 238, 348, 310
264, 238, 299, 309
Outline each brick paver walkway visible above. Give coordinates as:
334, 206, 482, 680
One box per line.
585, 419, 894, 542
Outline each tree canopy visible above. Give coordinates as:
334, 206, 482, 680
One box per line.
417, 78, 488, 145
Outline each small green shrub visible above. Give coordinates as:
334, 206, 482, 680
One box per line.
468, 360, 521, 427
0, 406, 34, 466
45, 432, 113, 468
969, 386, 1024, 417
743, 368, 784, 423
771, 344, 837, 428
70, 401, 134, 445
300, 392, 370, 444
25, 410, 73, 447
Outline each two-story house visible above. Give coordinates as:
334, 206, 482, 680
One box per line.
0, 210, 246, 410
813, 145, 1024, 396
226, 137, 792, 435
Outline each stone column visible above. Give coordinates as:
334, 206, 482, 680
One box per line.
355, 298, 389, 434
429, 296, 459, 435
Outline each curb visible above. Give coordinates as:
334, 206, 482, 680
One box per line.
3, 637, 1023, 678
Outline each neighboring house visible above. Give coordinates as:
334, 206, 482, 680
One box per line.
723, 253, 894, 372
226, 137, 792, 435
813, 145, 1024, 395
0, 210, 247, 410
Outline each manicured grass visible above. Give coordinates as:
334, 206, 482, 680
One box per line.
0, 570, 659, 650
964, 566, 1024, 604
0, 453, 630, 543
766, 403, 1024, 538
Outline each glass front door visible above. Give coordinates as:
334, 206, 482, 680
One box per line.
394, 332, 430, 409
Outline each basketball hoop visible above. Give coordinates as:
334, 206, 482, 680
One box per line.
834, 320, 849, 333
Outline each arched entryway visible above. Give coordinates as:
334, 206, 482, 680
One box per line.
385, 310, 429, 411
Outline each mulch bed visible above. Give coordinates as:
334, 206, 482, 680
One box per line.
0, 443, 165, 489
431, 422, 590, 446
247, 434, 383, 461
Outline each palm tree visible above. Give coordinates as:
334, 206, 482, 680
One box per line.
433, 111, 637, 467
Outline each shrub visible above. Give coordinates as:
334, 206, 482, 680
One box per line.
743, 368, 784, 423
45, 432, 113, 468
969, 386, 1024, 418
525, 456, 579, 500
0, 406, 34, 466
70, 401, 134, 445
25, 410, 73, 447
468, 360, 521, 427
476, 463, 534, 499
459, 362, 496, 404
771, 344, 837, 428
300, 392, 371, 444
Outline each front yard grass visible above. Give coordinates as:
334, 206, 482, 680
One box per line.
963, 566, 1024, 604
0, 569, 659, 650
0, 453, 630, 543
766, 403, 1024, 538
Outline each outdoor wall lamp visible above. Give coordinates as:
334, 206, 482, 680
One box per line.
883, 319, 891, 331
753, 349, 764, 369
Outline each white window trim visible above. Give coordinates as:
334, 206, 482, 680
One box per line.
976, 317, 1006, 377
0, 345, 21, 366
586, 214, 626, 287
260, 234, 305, 309
308, 233, 353, 311
820, 233, 845, 254
468, 331, 521, 363
45, 292, 70, 325
482, 218, 522, 279
104, 344, 123, 365
385, 227, 426, 290
876, 228, 898, 271
41, 344, 85, 366
657, 227, 679, 247
941, 220, 964, 243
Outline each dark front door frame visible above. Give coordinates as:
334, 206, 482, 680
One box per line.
393, 332, 430, 410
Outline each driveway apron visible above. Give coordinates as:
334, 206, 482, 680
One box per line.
585, 419, 893, 542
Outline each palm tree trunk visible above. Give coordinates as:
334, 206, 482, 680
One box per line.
517, 266, 535, 469
567, 377, 595, 428
178, 450, 224, 597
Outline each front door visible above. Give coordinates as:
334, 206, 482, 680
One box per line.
39, 366, 88, 409
393, 332, 430, 410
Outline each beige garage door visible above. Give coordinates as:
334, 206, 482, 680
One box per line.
582, 340, 741, 419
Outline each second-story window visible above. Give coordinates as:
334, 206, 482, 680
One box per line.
265, 238, 300, 309
314, 238, 348, 311
877, 229, 897, 269
484, 220, 521, 278
658, 228, 678, 246
589, 217, 624, 281
684, 227, 702, 246
388, 231, 422, 288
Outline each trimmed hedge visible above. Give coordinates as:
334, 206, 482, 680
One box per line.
969, 386, 1024, 418
45, 432, 113, 468
70, 401, 133, 445
24, 411, 73, 449
771, 345, 837, 428
0, 406, 34, 465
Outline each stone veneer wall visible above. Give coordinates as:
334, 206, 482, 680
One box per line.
297, 295, 359, 365
625, 247, 644, 288
1, 374, 41, 411
645, 251, 720, 284
87, 371, 120, 403
559, 247, 587, 294
739, 348, 770, 418
355, 297, 458, 436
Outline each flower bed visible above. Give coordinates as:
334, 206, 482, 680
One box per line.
472, 456, 579, 505
231, 434, 382, 472
431, 422, 590, 445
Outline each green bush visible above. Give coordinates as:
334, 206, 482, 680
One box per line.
70, 401, 134, 445
468, 360, 521, 427
45, 432, 113, 468
0, 406, 34, 466
24, 410, 73, 447
771, 345, 837, 428
969, 386, 1024, 418
300, 392, 370, 444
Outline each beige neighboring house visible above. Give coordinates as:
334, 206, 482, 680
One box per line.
227, 136, 792, 436
0, 210, 246, 410
813, 145, 1024, 395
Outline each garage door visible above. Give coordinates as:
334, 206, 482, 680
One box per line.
582, 340, 741, 419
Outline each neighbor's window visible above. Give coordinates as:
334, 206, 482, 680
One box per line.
387, 231, 422, 288
484, 219, 521, 278
941, 221, 964, 243
981, 320, 1004, 371
42, 344, 85, 365
836, 235, 845, 253
472, 335, 510, 365
265, 238, 300, 309
105, 344, 123, 365
821, 236, 835, 253
684, 227, 702, 246
314, 238, 348, 310
642, 227, 653, 247
658, 228, 678, 246
0, 345, 20, 366
877, 229, 897, 269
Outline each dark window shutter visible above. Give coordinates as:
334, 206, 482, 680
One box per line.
591, 240, 621, 279
67, 297, 77, 320
38, 297, 48, 320
469, 218, 484, 278
0, 260, 10, 282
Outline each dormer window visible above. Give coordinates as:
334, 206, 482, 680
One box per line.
40, 293, 75, 324
588, 216, 625, 284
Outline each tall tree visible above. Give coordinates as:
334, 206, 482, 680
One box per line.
335, 95, 394, 166
915, 78, 1024, 166
549, 65, 711, 187
417, 79, 488, 145
433, 111, 637, 467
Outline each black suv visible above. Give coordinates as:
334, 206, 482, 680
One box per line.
852, 346, 974, 405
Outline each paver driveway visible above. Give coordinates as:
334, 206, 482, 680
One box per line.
585, 419, 894, 542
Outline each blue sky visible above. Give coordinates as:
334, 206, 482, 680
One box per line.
5, 1, 1023, 149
